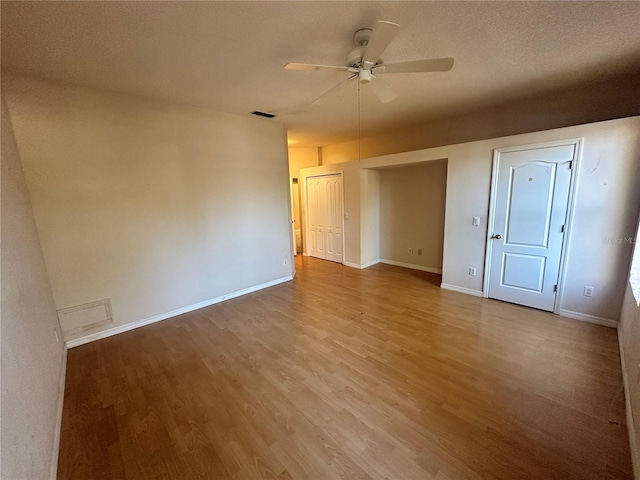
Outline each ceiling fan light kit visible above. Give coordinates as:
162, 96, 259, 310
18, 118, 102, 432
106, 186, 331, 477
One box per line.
285, 20, 454, 104
358, 69, 373, 84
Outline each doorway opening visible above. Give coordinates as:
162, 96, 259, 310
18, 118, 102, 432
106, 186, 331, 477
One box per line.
376, 160, 447, 275
291, 178, 302, 254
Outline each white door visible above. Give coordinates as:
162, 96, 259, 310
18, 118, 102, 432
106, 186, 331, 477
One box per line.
488, 144, 575, 311
324, 175, 343, 262
306, 174, 343, 263
307, 177, 325, 259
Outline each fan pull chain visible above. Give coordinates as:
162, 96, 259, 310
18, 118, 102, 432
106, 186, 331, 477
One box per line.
358, 81, 361, 161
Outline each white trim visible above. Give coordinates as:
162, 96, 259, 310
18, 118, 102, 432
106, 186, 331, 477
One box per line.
343, 260, 363, 269
379, 259, 442, 274
553, 139, 583, 314
619, 331, 640, 479
50, 345, 68, 480
490, 137, 586, 154
361, 259, 381, 269
65, 275, 293, 348
557, 309, 618, 328
289, 177, 297, 261
483, 150, 500, 297
440, 283, 484, 297
483, 138, 582, 313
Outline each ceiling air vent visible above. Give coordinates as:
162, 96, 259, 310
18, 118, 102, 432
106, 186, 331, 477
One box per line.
251, 110, 276, 118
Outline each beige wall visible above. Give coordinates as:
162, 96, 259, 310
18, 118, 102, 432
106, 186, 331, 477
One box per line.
301, 117, 640, 324
3, 75, 293, 344
288, 146, 320, 178
321, 72, 640, 164
359, 169, 380, 267
1, 96, 66, 479
379, 161, 447, 271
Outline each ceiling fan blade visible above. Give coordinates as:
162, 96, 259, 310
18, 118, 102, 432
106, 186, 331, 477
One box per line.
285, 63, 350, 72
311, 75, 357, 106
362, 20, 400, 70
369, 79, 398, 104
376, 57, 454, 74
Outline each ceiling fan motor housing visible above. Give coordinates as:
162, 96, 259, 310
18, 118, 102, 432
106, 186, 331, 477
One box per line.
346, 45, 367, 68
346, 28, 382, 69
353, 27, 372, 46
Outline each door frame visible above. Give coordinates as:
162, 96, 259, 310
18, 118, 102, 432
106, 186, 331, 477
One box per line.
482, 138, 583, 314
290, 177, 298, 257
301, 171, 345, 263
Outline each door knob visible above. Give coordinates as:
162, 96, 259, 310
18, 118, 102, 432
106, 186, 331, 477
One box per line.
492, 234, 502, 239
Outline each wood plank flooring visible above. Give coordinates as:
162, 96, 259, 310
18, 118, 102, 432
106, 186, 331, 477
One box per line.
57, 256, 633, 479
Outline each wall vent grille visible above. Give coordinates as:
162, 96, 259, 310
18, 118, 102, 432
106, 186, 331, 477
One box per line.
251, 110, 276, 118
57, 299, 113, 338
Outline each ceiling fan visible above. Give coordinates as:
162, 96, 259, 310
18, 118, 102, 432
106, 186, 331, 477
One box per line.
285, 20, 454, 105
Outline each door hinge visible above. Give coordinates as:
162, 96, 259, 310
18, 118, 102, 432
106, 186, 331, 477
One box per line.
561, 225, 565, 233
553, 285, 558, 292
568, 161, 574, 170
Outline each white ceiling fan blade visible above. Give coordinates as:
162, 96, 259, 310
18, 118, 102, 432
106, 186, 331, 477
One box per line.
311, 75, 357, 106
376, 57, 454, 74
285, 63, 350, 72
362, 20, 400, 70
369, 79, 398, 104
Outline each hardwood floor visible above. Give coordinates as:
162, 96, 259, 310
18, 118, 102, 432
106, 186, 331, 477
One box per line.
58, 256, 633, 479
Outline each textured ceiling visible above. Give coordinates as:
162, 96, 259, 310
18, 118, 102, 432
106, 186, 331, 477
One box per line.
2, 1, 640, 147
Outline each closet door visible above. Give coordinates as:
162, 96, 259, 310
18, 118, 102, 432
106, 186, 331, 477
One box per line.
306, 177, 325, 259
306, 174, 343, 263
324, 175, 343, 263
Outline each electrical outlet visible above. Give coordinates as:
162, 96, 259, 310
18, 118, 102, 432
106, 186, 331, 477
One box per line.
583, 285, 594, 297
472, 216, 480, 226
417, 249, 422, 256
408, 248, 413, 254
469, 267, 477, 276
283, 258, 288, 265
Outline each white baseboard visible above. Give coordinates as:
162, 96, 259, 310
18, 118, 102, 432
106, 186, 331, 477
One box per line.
343, 260, 363, 269
50, 345, 68, 480
618, 330, 640, 480
66, 275, 294, 348
558, 309, 618, 328
379, 259, 442, 274
440, 283, 484, 297
343, 260, 382, 269
361, 259, 381, 269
